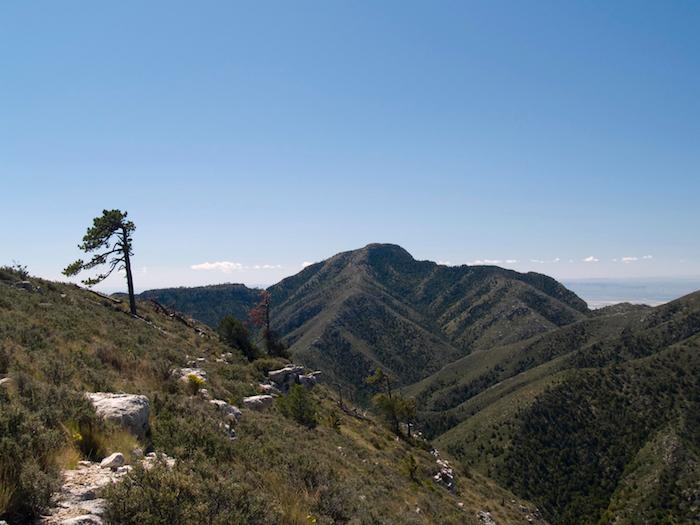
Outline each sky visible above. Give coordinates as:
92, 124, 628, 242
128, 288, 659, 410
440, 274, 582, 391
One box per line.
1, 1, 699, 293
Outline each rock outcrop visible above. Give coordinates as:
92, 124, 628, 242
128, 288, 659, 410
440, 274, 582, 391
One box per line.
431, 448, 456, 492
86, 393, 150, 437
267, 364, 320, 391
268, 365, 305, 389
242, 395, 274, 411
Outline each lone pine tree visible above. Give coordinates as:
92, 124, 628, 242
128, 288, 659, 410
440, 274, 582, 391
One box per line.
63, 209, 138, 315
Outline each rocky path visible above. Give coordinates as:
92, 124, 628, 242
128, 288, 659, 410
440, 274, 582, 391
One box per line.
37, 460, 126, 525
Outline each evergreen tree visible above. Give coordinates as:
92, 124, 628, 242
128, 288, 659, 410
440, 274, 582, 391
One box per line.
218, 315, 259, 361
63, 209, 138, 315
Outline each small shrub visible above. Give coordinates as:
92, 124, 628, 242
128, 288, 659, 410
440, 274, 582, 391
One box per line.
401, 454, 418, 482
0, 345, 9, 374
186, 374, 205, 395
277, 385, 318, 429
0, 261, 29, 281
326, 409, 342, 432
251, 357, 288, 376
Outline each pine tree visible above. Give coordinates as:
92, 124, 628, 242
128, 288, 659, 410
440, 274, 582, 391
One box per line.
63, 209, 138, 315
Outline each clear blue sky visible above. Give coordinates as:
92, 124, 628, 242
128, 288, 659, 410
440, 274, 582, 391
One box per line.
2, 1, 699, 291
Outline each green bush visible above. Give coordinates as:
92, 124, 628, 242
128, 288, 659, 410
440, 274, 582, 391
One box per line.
0, 398, 62, 521
217, 315, 259, 361
151, 395, 235, 462
103, 460, 277, 525
277, 384, 318, 429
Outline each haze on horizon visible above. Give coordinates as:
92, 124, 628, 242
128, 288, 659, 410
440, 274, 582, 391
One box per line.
2, 1, 699, 293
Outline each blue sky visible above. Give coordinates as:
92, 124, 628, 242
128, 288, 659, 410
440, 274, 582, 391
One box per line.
1, 1, 699, 291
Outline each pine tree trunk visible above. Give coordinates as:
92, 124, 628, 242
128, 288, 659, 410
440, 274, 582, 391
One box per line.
122, 229, 137, 316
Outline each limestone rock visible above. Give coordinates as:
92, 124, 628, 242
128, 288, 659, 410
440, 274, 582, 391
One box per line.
258, 383, 280, 395
298, 373, 319, 389
99, 453, 124, 469
268, 365, 304, 388
242, 395, 274, 411
60, 516, 104, 525
86, 393, 150, 437
209, 399, 242, 422
478, 511, 497, 525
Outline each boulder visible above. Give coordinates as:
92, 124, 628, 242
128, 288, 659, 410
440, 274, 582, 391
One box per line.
15, 280, 34, 291
86, 393, 150, 437
99, 452, 125, 469
258, 383, 280, 395
242, 395, 274, 411
209, 399, 242, 422
268, 365, 304, 387
478, 511, 497, 525
298, 373, 318, 389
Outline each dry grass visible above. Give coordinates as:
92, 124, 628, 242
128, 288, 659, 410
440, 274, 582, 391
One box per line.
52, 445, 81, 470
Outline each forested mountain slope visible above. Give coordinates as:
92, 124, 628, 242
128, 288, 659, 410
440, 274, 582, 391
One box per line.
272, 243, 589, 395
138, 244, 590, 397
137, 283, 260, 328
428, 291, 700, 524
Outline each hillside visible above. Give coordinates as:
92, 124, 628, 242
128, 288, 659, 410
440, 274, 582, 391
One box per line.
427, 291, 700, 524
0, 267, 544, 525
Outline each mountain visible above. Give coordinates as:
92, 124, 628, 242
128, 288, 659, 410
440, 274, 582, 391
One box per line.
0, 267, 542, 525
137, 283, 261, 328
423, 291, 700, 524
140, 244, 590, 396
269, 244, 590, 397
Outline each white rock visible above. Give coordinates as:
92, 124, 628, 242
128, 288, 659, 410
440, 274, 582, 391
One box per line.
268, 365, 304, 386
0, 377, 12, 388
198, 388, 211, 400
60, 516, 103, 525
242, 395, 274, 410
100, 452, 125, 469
258, 383, 280, 395
209, 399, 243, 422
86, 393, 150, 437
298, 374, 318, 389
478, 511, 497, 525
